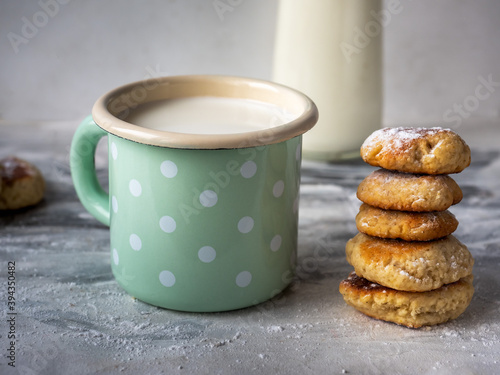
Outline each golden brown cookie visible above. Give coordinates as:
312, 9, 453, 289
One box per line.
0, 156, 45, 210
356, 203, 458, 241
345, 233, 474, 292
357, 169, 462, 212
360, 127, 471, 174
339, 271, 474, 328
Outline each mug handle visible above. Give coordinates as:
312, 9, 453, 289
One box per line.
70, 115, 110, 226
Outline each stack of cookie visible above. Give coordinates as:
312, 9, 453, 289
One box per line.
339, 127, 474, 328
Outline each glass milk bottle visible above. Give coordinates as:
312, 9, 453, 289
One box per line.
273, 0, 382, 161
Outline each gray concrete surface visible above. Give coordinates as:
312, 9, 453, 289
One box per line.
1, 119, 499, 374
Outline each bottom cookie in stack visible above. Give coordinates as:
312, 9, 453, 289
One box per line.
339, 271, 474, 329
339, 233, 475, 328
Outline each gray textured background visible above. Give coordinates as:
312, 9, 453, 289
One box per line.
1, 0, 500, 126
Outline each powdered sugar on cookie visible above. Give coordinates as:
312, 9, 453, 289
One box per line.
360, 127, 471, 175
362, 127, 446, 151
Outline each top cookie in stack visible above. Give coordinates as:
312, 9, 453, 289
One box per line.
360, 127, 471, 175
339, 127, 474, 328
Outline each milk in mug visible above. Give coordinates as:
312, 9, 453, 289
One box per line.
124, 97, 296, 134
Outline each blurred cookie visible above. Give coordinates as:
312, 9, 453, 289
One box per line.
345, 233, 473, 292
356, 203, 458, 241
360, 127, 471, 174
357, 169, 462, 212
0, 156, 45, 210
339, 271, 474, 328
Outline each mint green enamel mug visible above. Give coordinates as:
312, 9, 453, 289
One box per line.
70, 75, 318, 312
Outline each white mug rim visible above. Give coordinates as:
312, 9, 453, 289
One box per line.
91, 75, 318, 149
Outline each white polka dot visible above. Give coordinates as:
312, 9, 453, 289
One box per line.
240, 161, 257, 178
111, 196, 118, 213
198, 246, 216, 263
161, 160, 178, 178
270, 235, 282, 252
238, 216, 254, 233
111, 142, 118, 160
236, 271, 252, 287
273, 180, 285, 197
159, 270, 176, 287
159, 216, 176, 233
112, 248, 119, 265
199, 190, 218, 208
129, 179, 142, 197
129, 234, 142, 251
